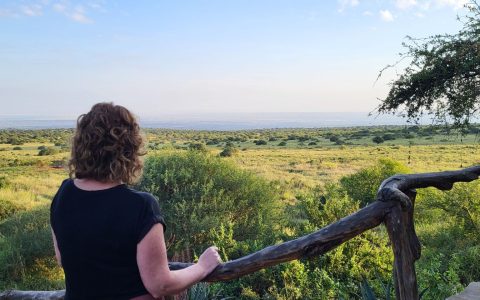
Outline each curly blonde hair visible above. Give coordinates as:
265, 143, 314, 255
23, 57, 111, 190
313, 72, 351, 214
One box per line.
68, 102, 146, 185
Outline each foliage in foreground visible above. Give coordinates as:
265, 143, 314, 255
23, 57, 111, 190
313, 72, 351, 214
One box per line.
136, 150, 283, 258
0, 206, 64, 290
0, 149, 478, 299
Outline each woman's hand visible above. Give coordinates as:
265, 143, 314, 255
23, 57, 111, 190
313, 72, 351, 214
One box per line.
138, 225, 223, 296
197, 246, 222, 276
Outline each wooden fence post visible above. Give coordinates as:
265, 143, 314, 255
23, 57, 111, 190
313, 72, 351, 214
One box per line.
383, 188, 420, 300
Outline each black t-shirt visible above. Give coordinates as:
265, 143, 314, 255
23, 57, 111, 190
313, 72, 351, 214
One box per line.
50, 178, 166, 300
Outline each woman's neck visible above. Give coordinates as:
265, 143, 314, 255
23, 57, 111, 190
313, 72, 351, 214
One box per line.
73, 178, 123, 191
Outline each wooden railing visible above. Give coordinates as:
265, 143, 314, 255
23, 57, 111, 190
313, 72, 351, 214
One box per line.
2, 166, 480, 300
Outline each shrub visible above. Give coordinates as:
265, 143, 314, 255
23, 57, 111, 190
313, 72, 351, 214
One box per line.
188, 143, 208, 152
206, 139, 220, 145
0, 206, 57, 286
0, 176, 8, 188
329, 135, 340, 143
13, 146, 22, 150
421, 181, 480, 240
382, 134, 396, 141
289, 183, 393, 299
278, 141, 287, 146
136, 151, 281, 257
38, 147, 58, 156
254, 140, 267, 145
219, 145, 238, 157
298, 136, 310, 142
372, 136, 384, 144
8, 138, 23, 145
340, 159, 410, 207
0, 199, 22, 221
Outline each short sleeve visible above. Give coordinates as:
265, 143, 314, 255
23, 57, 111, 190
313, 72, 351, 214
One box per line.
135, 194, 167, 243
50, 178, 70, 232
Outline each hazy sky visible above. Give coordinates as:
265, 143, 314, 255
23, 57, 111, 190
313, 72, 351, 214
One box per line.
0, 0, 470, 117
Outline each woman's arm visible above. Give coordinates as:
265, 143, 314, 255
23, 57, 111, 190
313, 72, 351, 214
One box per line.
51, 228, 62, 267
137, 223, 221, 297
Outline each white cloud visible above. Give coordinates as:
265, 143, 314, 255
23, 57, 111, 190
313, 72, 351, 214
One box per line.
414, 12, 425, 17
21, 4, 43, 16
338, 0, 360, 12
435, 0, 468, 9
379, 10, 394, 21
363, 10, 373, 16
53, 3, 94, 23
396, 0, 417, 10
0, 1, 102, 23
70, 7, 92, 23
53, 3, 67, 13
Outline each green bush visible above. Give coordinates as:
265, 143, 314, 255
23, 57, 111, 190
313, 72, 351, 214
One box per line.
254, 140, 267, 146
136, 151, 282, 257
329, 135, 340, 142
340, 158, 410, 207
416, 252, 463, 299
382, 134, 396, 141
0, 199, 22, 221
372, 136, 384, 144
219, 145, 238, 157
38, 147, 58, 156
0, 176, 8, 189
0, 206, 57, 287
189, 143, 208, 152
415, 181, 480, 299
285, 183, 393, 299
421, 181, 480, 238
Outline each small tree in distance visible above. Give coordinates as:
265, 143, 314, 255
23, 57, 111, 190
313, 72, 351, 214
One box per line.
219, 145, 238, 157
372, 136, 384, 144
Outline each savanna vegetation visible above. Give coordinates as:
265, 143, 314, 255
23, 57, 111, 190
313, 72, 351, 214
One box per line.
1, 2, 479, 298
0, 125, 479, 299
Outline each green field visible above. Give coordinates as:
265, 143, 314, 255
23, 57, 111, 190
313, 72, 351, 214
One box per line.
0, 126, 479, 299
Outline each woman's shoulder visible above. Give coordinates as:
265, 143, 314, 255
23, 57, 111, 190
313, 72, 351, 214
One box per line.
123, 187, 159, 205
53, 178, 73, 198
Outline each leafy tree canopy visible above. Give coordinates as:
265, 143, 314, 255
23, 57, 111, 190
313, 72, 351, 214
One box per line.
377, 2, 480, 127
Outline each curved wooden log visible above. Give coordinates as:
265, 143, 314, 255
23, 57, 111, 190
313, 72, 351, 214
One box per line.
0, 200, 398, 299
377, 165, 480, 300
377, 165, 480, 208
2, 166, 480, 300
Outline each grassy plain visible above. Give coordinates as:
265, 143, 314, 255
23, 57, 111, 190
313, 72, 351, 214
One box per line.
0, 126, 479, 297
1, 126, 479, 234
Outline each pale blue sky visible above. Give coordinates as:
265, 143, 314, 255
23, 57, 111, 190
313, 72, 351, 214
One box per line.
0, 0, 470, 118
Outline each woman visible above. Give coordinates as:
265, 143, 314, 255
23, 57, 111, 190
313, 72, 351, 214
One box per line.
50, 102, 221, 300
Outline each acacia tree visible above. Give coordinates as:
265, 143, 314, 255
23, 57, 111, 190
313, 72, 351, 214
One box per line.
377, 2, 480, 126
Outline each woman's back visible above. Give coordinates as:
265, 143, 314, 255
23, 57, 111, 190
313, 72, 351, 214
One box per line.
50, 102, 221, 299
50, 178, 165, 300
